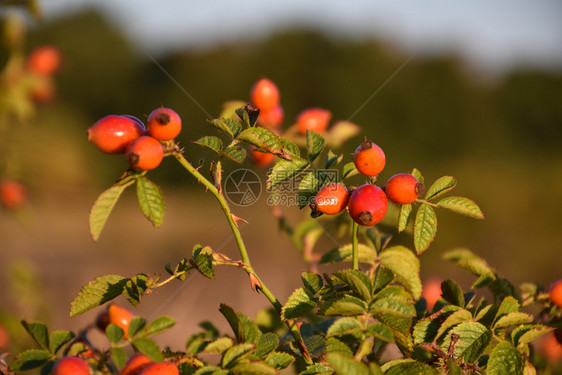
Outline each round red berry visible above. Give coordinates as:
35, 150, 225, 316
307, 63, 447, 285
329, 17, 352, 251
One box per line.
250, 78, 280, 112
138, 361, 179, 375
250, 147, 276, 168
310, 184, 350, 216
120, 354, 153, 375
353, 139, 385, 177
108, 304, 134, 339
146, 107, 182, 141
51, 357, 89, 375
347, 184, 388, 226
88, 115, 145, 154
0, 180, 27, 210
384, 173, 424, 204
257, 104, 284, 129
126, 136, 164, 171
550, 279, 562, 308
296, 108, 331, 136
27, 45, 62, 76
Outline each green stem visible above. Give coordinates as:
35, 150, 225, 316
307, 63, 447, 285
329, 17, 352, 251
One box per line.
352, 221, 359, 270
173, 151, 312, 365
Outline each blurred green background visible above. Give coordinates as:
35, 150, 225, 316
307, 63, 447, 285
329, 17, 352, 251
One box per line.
1, 3, 561, 352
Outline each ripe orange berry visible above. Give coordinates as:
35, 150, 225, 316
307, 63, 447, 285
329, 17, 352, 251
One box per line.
257, 104, 284, 129
120, 354, 154, 375
250, 147, 275, 168
310, 183, 350, 216
421, 278, 442, 312
126, 136, 164, 171
296, 108, 331, 136
549, 279, 562, 307
250, 78, 280, 112
51, 357, 89, 375
69, 338, 95, 358
353, 139, 385, 177
146, 107, 182, 141
30, 77, 55, 103
347, 184, 388, 226
108, 304, 134, 339
26, 45, 62, 76
0, 180, 27, 210
0, 323, 9, 351
138, 362, 179, 375
88, 115, 145, 154
384, 173, 425, 205
542, 331, 562, 362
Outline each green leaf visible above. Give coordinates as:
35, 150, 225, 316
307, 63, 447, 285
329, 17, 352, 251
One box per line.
381, 359, 438, 375
440, 322, 491, 363
425, 176, 457, 200
437, 196, 484, 219
411, 168, 424, 184
132, 337, 163, 362
379, 246, 421, 300
106, 324, 124, 344
231, 362, 277, 375
192, 244, 215, 279
255, 332, 278, 358
367, 323, 395, 342
236, 105, 260, 128
219, 304, 244, 343
299, 363, 334, 375
302, 272, 324, 295
370, 297, 416, 318
442, 248, 496, 286
325, 150, 343, 169
193, 366, 227, 375
69, 274, 128, 317
222, 144, 247, 164
305, 334, 327, 356
319, 243, 376, 265
265, 351, 295, 369
193, 135, 223, 153
441, 280, 465, 307
494, 312, 533, 330
306, 130, 325, 162
140, 316, 176, 337
49, 330, 74, 354
324, 121, 361, 148
512, 324, 553, 346
123, 273, 149, 307
435, 309, 473, 340
397, 203, 412, 233
413, 203, 437, 254
221, 343, 254, 368
207, 117, 242, 138
237, 313, 261, 345
89, 180, 134, 241
282, 288, 317, 320
128, 317, 146, 338
327, 317, 362, 338
325, 353, 370, 375
320, 295, 368, 316
111, 347, 127, 369
494, 296, 520, 326
487, 341, 523, 375
204, 337, 233, 354
342, 162, 359, 180
11, 349, 52, 371
334, 270, 373, 302
298, 169, 321, 209
136, 176, 166, 228
282, 138, 301, 157
267, 158, 309, 190
21, 321, 49, 350
238, 127, 282, 151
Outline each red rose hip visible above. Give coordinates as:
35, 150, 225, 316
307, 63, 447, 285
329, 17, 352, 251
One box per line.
108, 304, 134, 339
51, 356, 89, 375
88, 115, 145, 154
353, 139, 385, 177
0, 180, 27, 209
146, 107, 182, 141
296, 108, 331, 136
138, 361, 179, 375
310, 183, 350, 216
126, 136, 164, 171
250, 78, 280, 112
26, 45, 62, 76
120, 354, 153, 375
250, 147, 275, 168
347, 184, 388, 226
384, 173, 424, 204
549, 279, 562, 308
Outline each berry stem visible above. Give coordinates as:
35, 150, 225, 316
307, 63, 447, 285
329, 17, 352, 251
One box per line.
173, 150, 313, 365
352, 221, 359, 270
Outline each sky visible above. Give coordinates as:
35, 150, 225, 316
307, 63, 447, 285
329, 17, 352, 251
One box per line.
40, 0, 562, 74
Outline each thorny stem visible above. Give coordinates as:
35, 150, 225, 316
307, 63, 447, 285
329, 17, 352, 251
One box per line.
352, 221, 359, 270
173, 150, 313, 365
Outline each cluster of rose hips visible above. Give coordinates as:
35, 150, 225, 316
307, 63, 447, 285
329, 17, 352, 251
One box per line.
26, 44, 62, 103
48, 303, 179, 375
248, 78, 334, 167
87, 108, 182, 170
309, 138, 424, 226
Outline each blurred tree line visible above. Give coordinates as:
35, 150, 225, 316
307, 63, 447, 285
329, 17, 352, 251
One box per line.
17, 9, 562, 281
